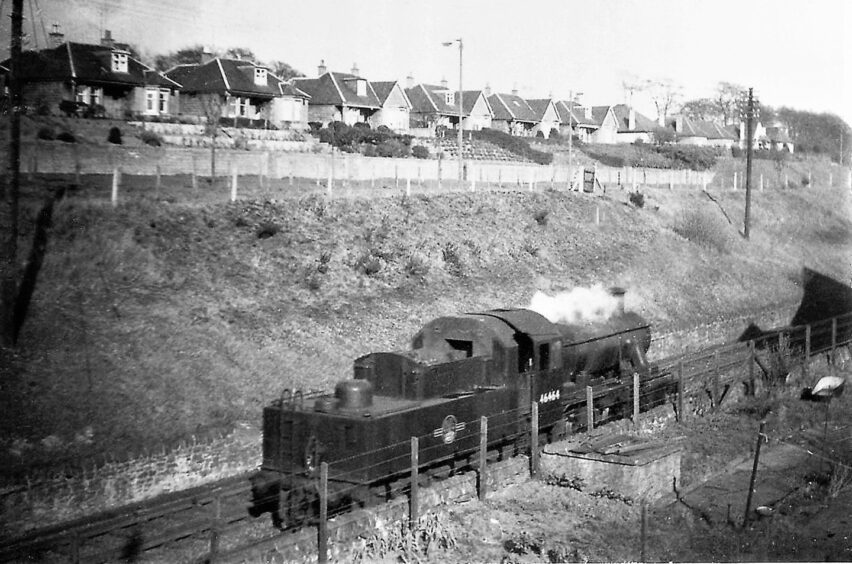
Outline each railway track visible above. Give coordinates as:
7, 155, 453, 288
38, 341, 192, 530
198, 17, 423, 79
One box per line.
3, 312, 850, 563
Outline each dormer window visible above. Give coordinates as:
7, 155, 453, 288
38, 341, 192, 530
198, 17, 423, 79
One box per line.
356, 79, 366, 97
111, 51, 128, 73
254, 67, 267, 86
444, 92, 454, 105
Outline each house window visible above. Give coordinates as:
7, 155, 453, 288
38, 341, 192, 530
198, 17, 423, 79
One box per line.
158, 90, 169, 113
232, 96, 249, 117
145, 88, 157, 114
76, 86, 103, 106
356, 79, 366, 97
75, 86, 89, 104
254, 67, 267, 86
444, 92, 454, 105
111, 51, 128, 73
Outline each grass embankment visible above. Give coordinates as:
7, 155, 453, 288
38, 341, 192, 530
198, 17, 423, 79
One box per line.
1, 172, 850, 475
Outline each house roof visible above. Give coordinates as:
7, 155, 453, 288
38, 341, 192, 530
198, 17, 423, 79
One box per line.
405, 83, 464, 116
526, 99, 558, 121
460, 90, 490, 115
488, 93, 538, 123
371, 80, 412, 108
4, 41, 179, 89
611, 104, 657, 133
765, 125, 793, 144
165, 58, 302, 99
293, 72, 381, 109
554, 100, 599, 128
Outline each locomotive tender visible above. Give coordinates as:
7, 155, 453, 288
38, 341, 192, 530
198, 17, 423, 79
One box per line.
253, 289, 666, 522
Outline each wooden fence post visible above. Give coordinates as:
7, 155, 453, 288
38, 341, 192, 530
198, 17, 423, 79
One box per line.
192, 154, 198, 191
479, 416, 488, 500
712, 349, 720, 410
586, 385, 594, 431
677, 359, 685, 422
804, 324, 811, 380
231, 167, 238, 202
209, 495, 221, 562
633, 372, 640, 429
530, 401, 539, 477
831, 318, 837, 362
318, 462, 328, 564
743, 421, 766, 527
155, 164, 161, 196
748, 340, 756, 395
410, 436, 419, 529
640, 501, 647, 562
111, 167, 120, 207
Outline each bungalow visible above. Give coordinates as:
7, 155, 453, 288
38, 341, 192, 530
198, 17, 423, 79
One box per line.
763, 124, 795, 153
2, 28, 180, 119
370, 80, 412, 132
526, 98, 561, 139
554, 100, 598, 142
292, 62, 382, 127
487, 89, 538, 136
405, 78, 464, 133
166, 56, 310, 129
460, 89, 493, 131
612, 104, 657, 144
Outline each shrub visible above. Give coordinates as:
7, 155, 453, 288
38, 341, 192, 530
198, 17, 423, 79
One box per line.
107, 126, 122, 145
535, 130, 545, 139
411, 145, 430, 159
672, 209, 732, 253
534, 209, 549, 226
56, 131, 76, 143
404, 252, 430, 279
731, 146, 744, 158
441, 242, 465, 277
801, 176, 810, 187
37, 127, 55, 141
376, 138, 410, 158
355, 251, 382, 276
629, 191, 645, 208
256, 222, 281, 239
139, 130, 162, 147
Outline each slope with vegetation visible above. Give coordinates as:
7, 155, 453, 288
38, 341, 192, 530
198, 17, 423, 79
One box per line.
0, 163, 850, 476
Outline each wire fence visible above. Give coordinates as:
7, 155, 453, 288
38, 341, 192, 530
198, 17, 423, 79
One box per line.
5, 311, 851, 563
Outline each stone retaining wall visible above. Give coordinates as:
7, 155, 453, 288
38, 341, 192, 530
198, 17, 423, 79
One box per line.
0, 425, 262, 536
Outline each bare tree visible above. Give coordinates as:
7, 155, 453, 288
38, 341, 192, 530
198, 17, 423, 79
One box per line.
199, 93, 225, 179
646, 78, 682, 125
621, 74, 645, 107
715, 81, 745, 125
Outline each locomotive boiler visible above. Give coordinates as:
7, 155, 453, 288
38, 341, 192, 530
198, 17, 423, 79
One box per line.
253, 291, 662, 524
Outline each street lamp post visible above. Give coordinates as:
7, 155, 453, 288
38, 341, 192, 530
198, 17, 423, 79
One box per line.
443, 38, 463, 183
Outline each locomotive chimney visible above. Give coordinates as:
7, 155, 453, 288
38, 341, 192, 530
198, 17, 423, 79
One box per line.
609, 286, 626, 316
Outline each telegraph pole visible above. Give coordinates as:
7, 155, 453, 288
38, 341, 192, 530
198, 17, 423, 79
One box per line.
1, 0, 24, 346
743, 87, 756, 239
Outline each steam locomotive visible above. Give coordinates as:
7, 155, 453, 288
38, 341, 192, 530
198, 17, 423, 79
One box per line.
252, 289, 672, 524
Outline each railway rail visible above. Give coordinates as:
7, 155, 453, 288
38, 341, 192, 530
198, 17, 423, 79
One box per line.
2, 311, 850, 563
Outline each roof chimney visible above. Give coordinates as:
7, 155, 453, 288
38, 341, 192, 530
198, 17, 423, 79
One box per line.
200, 47, 214, 65
406, 73, 414, 89
318, 59, 327, 76
48, 23, 65, 48
511, 83, 518, 97
101, 29, 114, 48
484, 83, 491, 97
440, 77, 448, 89
350, 62, 360, 76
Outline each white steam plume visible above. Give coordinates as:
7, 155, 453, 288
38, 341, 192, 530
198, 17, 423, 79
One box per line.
528, 285, 620, 324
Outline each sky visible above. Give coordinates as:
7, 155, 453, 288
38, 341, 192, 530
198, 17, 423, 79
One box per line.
3, 0, 850, 127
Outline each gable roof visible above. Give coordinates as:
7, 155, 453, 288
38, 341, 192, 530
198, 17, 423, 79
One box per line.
460, 90, 491, 115
405, 83, 463, 116
293, 72, 381, 109
488, 93, 538, 123
765, 125, 792, 144
526, 98, 559, 121
5, 41, 179, 89
611, 104, 657, 132
371, 80, 412, 108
